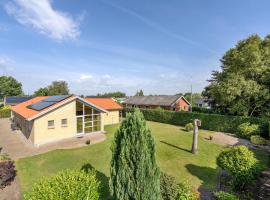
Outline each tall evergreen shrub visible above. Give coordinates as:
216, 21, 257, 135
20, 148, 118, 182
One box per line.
110, 108, 161, 200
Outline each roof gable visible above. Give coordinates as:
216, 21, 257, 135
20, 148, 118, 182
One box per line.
85, 98, 122, 110
124, 95, 190, 106
11, 96, 107, 121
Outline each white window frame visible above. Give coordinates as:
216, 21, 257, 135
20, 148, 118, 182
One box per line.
48, 120, 55, 129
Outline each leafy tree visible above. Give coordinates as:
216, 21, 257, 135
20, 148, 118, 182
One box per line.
135, 89, 144, 96
34, 87, 49, 96
47, 81, 69, 95
184, 93, 202, 107
203, 34, 270, 117
0, 76, 23, 99
110, 108, 161, 200
97, 91, 126, 98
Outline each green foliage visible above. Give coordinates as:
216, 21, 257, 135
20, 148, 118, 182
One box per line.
217, 146, 259, 189
47, 81, 69, 95
0, 105, 11, 118
97, 91, 126, 98
176, 181, 199, 200
135, 89, 144, 96
160, 172, 178, 200
250, 135, 269, 145
123, 108, 269, 139
110, 108, 161, 200
34, 87, 49, 96
203, 34, 270, 117
214, 191, 239, 200
34, 81, 69, 96
185, 123, 193, 132
237, 122, 259, 139
155, 106, 164, 112
0, 76, 23, 99
24, 169, 99, 200
184, 93, 202, 107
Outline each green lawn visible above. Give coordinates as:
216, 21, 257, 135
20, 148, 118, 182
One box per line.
16, 121, 269, 199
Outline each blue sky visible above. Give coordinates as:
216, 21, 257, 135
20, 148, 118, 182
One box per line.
0, 0, 270, 95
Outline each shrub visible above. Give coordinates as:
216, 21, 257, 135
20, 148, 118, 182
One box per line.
24, 169, 99, 200
237, 122, 259, 139
123, 108, 269, 139
160, 172, 178, 200
110, 108, 161, 200
0, 161, 16, 189
217, 146, 259, 190
0, 106, 11, 118
177, 181, 199, 200
250, 135, 269, 145
214, 191, 239, 200
185, 123, 193, 132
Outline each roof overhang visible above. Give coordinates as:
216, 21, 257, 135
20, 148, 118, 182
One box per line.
27, 96, 108, 121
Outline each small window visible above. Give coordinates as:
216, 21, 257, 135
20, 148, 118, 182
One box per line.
61, 119, 67, 127
48, 120, 54, 129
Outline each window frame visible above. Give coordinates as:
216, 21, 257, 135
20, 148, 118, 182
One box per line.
48, 120, 55, 129
61, 118, 68, 127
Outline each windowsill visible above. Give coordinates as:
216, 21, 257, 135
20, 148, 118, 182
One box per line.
48, 126, 55, 129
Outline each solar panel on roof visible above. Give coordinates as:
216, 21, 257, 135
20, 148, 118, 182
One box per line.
27, 95, 71, 111
27, 101, 55, 111
42, 95, 70, 102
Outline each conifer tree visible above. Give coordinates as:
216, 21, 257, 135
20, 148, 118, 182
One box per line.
110, 108, 161, 200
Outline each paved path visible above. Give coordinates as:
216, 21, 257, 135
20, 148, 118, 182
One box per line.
0, 118, 107, 200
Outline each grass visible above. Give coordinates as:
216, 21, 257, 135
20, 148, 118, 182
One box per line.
16, 121, 269, 199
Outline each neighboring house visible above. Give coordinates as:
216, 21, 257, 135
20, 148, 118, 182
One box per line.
4, 96, 33, 106
194, 98, 212, 109
11, 95, 122, 146
85, 97, 123, 125
124, 95, 190, 111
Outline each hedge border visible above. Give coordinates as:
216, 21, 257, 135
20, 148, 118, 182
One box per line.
123, 108, 269, 139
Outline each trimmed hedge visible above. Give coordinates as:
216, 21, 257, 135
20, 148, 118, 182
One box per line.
123, 108, 269, 139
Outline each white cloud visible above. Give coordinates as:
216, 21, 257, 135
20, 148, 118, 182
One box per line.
0, 56, 13, 72
4, 0, 80, 41
78, 74, 94, 82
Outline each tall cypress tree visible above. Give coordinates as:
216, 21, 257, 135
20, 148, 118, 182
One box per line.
110, 108, 161, 200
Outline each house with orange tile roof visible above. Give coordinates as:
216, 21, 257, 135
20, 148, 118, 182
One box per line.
11, 95, 122, 146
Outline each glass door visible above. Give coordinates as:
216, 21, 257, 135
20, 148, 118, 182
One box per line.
77, 116, 83, 134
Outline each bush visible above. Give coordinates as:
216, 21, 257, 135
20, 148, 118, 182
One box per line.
0, 106, 11, 118
177, 181, 199, 200
250, 135, 269, 145
24, 169, 99, 200
160, 172, 178, 200
217, 146, 259, 190
185, 123, 193, 132
214, 191, 239, 200
237, 122, 259, 139
0, 161, 16, 189
123, 108, 269, 139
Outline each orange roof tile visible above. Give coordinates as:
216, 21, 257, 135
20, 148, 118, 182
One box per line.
85, 98, 123, 110
11, 96, 74, 119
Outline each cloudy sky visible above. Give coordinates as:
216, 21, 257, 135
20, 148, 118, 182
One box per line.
0, 0, 270, 95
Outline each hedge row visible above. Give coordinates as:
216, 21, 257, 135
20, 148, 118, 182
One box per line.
0, 109, 11, 118
123, 108, 269, 139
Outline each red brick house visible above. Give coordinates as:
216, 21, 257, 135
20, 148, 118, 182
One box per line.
124, 95, 190, 111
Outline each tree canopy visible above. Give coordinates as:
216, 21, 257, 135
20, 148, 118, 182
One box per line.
0, 76, 23, 99
97, 91, 126, 98
203, 34, 270, 117
110, 109, 161, 200
135, 89, 144, 96
34, 81, 69, 96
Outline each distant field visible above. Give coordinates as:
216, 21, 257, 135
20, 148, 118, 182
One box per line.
16, 121, 269, 199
